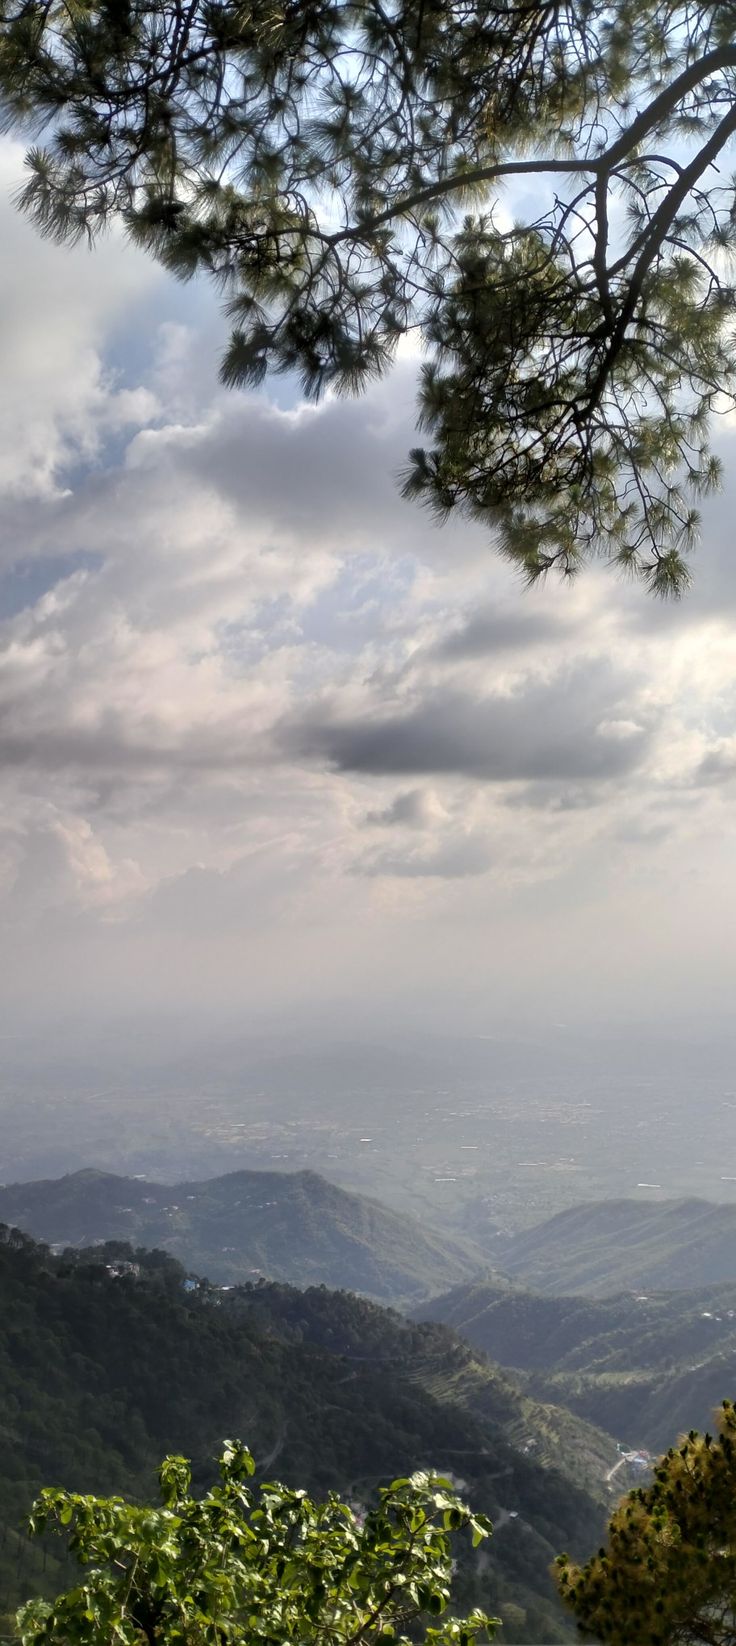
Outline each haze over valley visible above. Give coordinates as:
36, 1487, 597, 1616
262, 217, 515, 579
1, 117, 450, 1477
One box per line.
4, 1020, 736, 1235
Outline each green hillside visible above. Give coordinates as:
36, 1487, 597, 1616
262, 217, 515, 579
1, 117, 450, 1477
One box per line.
225, 1280, 620, 1507
419, 1276, 736, 1455
418, 1278, 736, 1372
527, 1355, 736, 1456
417, 1281, 633, 1369
0, 1225, 612, 1643
0, 1168, 482, 1304
487, 1197, 736, 1294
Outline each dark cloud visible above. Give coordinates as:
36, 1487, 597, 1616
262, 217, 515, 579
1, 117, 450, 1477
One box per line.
281, 664, 651, 784
134, 367, 495, 572
432, 605, 572, 660
160, 374, 421, 547
692, 742, 736, 785
364, 789, 429, 827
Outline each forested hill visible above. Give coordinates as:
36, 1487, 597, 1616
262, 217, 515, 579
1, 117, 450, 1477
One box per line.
418, 1276, 736, 1454
0, 1224, 612, 1644
0, 1167, 482, 1304
487, 1198, 736, 1294
220, 1278, 620, 1505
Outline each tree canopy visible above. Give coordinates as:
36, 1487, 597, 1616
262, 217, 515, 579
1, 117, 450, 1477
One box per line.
557, 1398, 736, 1646
16, 1443, 497, 1646
2, 0, 736, 588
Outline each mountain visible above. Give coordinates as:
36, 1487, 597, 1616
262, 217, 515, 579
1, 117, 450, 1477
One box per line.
0, 1167, 483, 1304
418, 1280, 656, 1368
227, 1279, 620, 1508
0, 1226, 615, 1643
418, 1276, 736, 1454
487, 1197, 736, 1294
419, 1277, 736, 1375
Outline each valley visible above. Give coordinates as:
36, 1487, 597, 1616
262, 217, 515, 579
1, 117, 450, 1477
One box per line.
4, 1028, 736, 1237
4, 1151, 736, 1642
419, 1272, 736, 1455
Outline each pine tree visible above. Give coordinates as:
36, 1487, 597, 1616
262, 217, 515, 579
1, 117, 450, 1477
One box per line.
557, 1398, 736, 1645
3, 0, 736, 587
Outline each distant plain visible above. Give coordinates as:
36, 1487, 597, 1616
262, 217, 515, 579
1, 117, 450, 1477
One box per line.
3, 1023, 736, 1235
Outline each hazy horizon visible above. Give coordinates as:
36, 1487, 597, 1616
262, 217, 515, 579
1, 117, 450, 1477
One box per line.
2, 1016, 736, 1240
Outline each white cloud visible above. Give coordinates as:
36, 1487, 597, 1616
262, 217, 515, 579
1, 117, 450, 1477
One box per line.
2, 132, 736, 1027
596, 718, 646, 742
0, 145, 162, 507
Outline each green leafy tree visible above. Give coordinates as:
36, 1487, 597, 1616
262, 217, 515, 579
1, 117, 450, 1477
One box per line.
16, 1442, 498, 1646
556, 1397, 736, 1645
2, 0, 736, 588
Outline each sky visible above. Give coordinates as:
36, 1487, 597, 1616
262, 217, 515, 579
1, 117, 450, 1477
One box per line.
1, 131, 736, 1044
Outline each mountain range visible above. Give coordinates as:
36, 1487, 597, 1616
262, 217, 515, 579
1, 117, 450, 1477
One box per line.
7, 1165, 736, 1640
486, 1196, 736, 1293
419, 1275, 736, 1453
0, 1166, 484, 1304
8, 1166, 736, 1464
12, 1173, 736, 1304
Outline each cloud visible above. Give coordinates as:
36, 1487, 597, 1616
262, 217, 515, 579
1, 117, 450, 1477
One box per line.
504, 782, 604, 812
356, 831, 492, 879
596, 718, 646, 742
0, 144, 161, 510
281, 664, 652, 784
692, 739, 736, 785
364, 788, 437, 828
122, 366, 490, 571
431, 603, 573, 660
1, 812, 144, 919
4, 128, 736, 1030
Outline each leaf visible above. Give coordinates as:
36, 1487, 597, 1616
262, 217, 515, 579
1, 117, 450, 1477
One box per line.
22, 1452, 495, 1646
